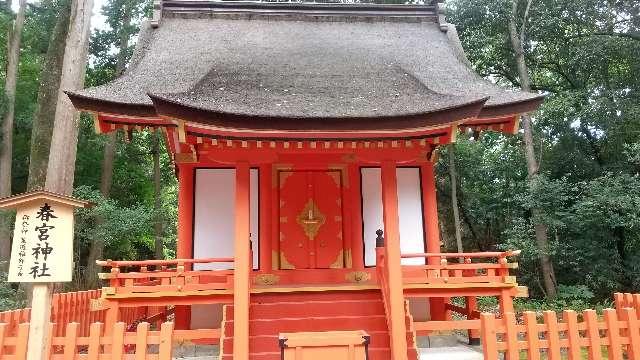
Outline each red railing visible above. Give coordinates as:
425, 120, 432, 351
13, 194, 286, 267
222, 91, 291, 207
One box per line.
0, 290, 103, 337
400, 250, 520, 285
0, 321, 220, 360
615, 292, 640, 313
481, 308, 640, 360
0, 290, 171, 338
375, 248, 391, 330
97, 258, 235, 298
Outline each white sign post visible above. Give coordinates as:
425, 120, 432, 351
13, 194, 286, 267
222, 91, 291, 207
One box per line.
0, 191, 90, 360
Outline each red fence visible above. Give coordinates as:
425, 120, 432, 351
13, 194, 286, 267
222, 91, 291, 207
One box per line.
615, 292, 640, 313
0, 290, 168, 338
0, 290, 103, 337
481, 308, 640, 360
0, 321, 220, 360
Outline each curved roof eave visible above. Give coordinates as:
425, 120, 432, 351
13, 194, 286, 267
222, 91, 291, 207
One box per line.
478, 95, 546, 119
147, 92, 489, 134
66, 91, 157, 117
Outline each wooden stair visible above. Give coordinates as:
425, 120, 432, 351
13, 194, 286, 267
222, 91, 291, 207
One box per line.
220, 290, 418, 360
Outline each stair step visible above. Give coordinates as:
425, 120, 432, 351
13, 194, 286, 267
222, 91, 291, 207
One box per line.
251, 290, 381, 303
220, 291, 419, 360
225, 299, 385, 320
224, 315, 388, 335
220, 352, 280, 360
221, 331, 392, 353
221, 348, 393, 360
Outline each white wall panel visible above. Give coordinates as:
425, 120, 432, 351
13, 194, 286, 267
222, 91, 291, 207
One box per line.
361, 167, 426, 266
361, 168, 383, 267
193, 168, 259, 270
396, 168, 426, 265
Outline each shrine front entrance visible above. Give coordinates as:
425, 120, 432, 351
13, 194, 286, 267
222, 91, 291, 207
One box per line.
278, 170, 345, 269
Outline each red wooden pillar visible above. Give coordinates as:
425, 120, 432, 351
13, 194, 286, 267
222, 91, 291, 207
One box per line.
421, 161, 446, 321
381, 161, 409, 360
175, 163, 194, 329
349, 164, 365, 270
259, 164, 272, 271
271, 165, 280, 270
234, 162, 251, 360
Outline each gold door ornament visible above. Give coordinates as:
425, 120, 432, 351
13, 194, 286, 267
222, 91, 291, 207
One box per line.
296, 199, 326, 240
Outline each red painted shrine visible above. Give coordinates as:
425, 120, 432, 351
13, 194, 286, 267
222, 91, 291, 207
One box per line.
67, 1, 543, 359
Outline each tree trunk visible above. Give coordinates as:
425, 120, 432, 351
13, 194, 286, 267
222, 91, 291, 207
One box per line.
508, 0, 557, 298
448, 145, 464, 261
97, 0, 130, 198
153, 130, 163, 260
99, 134, 117, 197
27, 0, 71, 192
45, 0, 94, 195
85, 3, 133, 288
0, 0, 28, 270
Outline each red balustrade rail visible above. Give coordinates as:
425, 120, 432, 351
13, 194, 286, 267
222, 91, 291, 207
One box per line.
97, 258, 235, 298
615, 292, 640, 313
400, 250, 521, 285
375, 248, 391, 330
0, 289, 172, 338
482, 308, 640, 360
0, 290, 103, 337
0, 321, 220, 360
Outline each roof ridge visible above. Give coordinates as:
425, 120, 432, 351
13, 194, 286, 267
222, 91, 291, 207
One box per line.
154, 0, 439, 25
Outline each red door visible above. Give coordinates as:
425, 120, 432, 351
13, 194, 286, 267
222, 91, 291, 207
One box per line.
278, 170, 344, 269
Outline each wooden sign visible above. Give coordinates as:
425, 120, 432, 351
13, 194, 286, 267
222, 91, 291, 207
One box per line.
0, 191, 91, 283
279, 331, 370, 360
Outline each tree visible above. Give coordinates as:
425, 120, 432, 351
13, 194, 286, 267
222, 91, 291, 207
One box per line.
45, 0, 93, 195
98, 0, 137, 199
152, 130, 163, 260
0, 0, 27, 269
27, 0, 71, 191
448, 0, 639, 299
507, 0, 557, 298
447, 144, 464, 258
84, 0, 148, 288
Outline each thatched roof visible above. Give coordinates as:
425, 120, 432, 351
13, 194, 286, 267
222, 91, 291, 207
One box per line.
67, 1, 542, 130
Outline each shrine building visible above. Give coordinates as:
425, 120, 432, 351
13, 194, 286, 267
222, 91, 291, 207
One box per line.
67, 1, 543, 359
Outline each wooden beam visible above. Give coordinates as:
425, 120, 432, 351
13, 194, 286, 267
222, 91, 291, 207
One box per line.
380, 161, 409, 360
233, 162, 251, 360
175, 163, 195, 329
349, 164, 365, 270
26, 284, 52, 360
259, 164, 272, 272
421, 161, 446, 320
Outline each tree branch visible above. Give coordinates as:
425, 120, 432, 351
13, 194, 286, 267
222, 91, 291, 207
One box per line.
519, 0, 534, 42
566, 32, 640, 41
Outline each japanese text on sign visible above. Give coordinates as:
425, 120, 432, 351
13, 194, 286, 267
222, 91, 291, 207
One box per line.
8, 201, 74, 282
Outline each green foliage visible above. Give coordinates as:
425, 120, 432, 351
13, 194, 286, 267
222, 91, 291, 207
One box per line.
0, 272, 25, 311
514, 285, 610, 313
440, 0, 640, 301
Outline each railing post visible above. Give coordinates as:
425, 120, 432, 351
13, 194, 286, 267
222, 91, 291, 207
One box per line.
562, 310, 581, 360
543, 311, 561, 360
584, 310, 602, 360
622, 308, 640, 360
466, 296, 480, 345
380, 161, 408, 360
603, 309, 623, 360
375, 229, 385, 267
158, 322, 175, 360
480, 313, 498, 360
